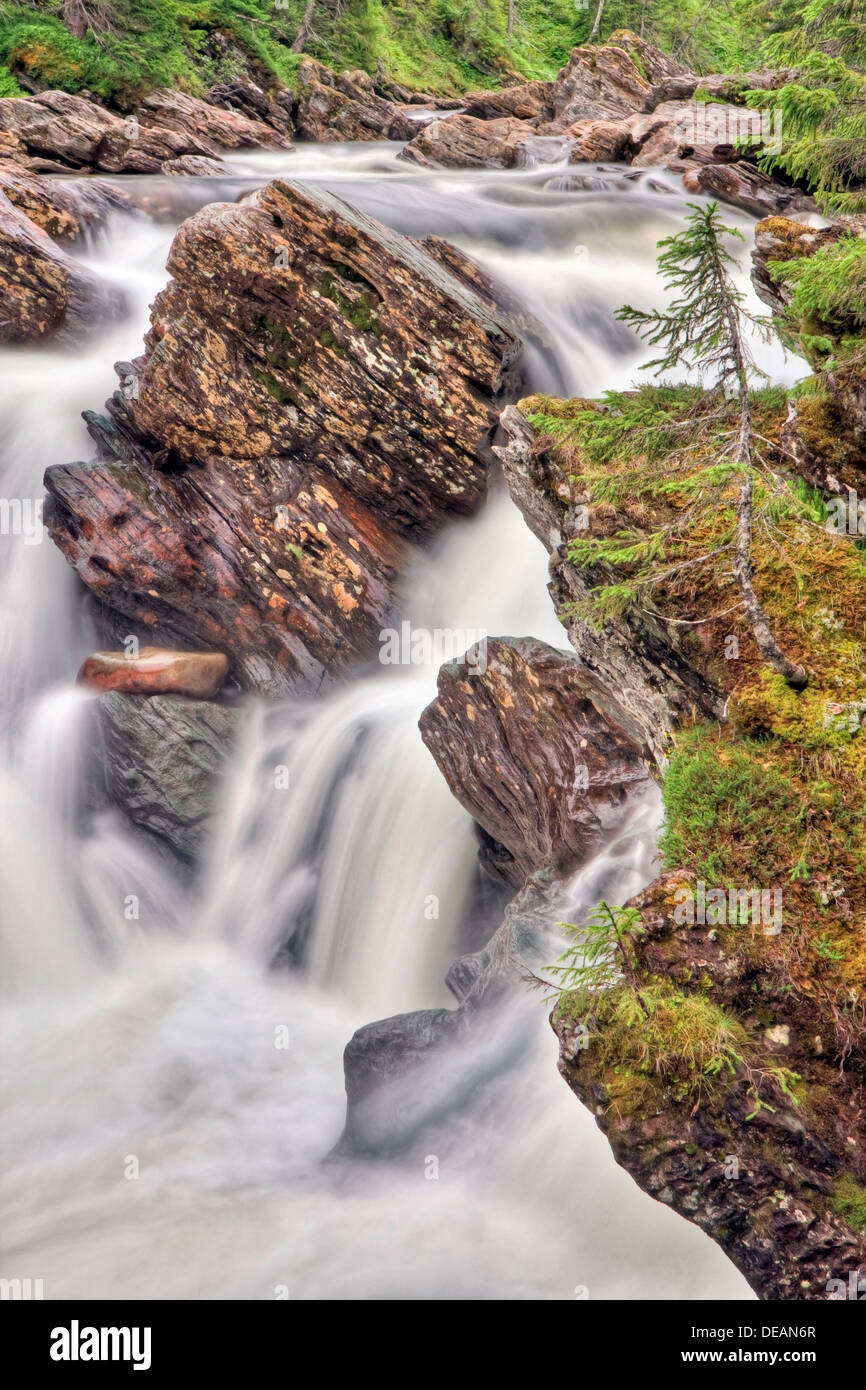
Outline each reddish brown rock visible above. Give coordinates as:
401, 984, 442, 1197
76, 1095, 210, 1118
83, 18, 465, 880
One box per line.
681, 160, 816, 218
551, 43, 654, 125
462, 82, 554, 123
78, 647, 229, 698
209, 76, 295, 140
419, 637, 651, 887
0, 90, 215, 172
0, 162, 129, 240
112, 179, 518, 532
567, 118, 632, 163
45, 179, 518, 694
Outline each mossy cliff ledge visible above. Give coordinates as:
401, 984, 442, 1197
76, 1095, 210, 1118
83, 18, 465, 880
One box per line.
496, 319, 866, 1295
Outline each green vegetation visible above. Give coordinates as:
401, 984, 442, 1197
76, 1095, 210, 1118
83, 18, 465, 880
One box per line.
538, 203, 807, 687
551, 923, 802, 1117
0, 0, 785, 105
525, 207, 866, 1068
0, 0, 586, 103
769, 236, 866, 334
747, 0, 866, 213
831, 1174, 866, 1233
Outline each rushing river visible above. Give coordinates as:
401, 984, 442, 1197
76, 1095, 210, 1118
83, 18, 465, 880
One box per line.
0, 141, 780, 1299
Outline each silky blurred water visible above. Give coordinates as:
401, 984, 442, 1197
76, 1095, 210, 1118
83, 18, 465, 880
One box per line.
0, 145, 765, 1299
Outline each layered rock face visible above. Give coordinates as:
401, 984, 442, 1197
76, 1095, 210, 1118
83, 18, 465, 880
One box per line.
419, 637, 650, 886
0, 88, 290, 175
494, 405, 721, 764
44, 179, 520, 694
294, 60, 417, 142
96, 692, 241, 863
339, 635, 654, 1152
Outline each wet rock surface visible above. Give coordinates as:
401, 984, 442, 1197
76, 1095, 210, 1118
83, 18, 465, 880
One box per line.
79, 647, 229, 698
397, 32, 814, 218
0, 87, 293, 176
339, 880, 567, 1155
96, 691, 242, 862
419, 637, 650, 888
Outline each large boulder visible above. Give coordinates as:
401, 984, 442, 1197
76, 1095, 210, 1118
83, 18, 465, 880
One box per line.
419, 637, 651, 887
45, 179, 520, 694
0, 90, 211, 172
399, 114, 564, 170
209, 76, 295, 140
551, 43, 654, 125
0, 89, 284, 174
462, 82, 554, 123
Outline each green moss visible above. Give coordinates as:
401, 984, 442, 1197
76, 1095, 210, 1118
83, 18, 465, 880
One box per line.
660, 733, 803, 885
0, 60, 22, 95
251, 367, 290, 403
575, 977, 749, 1104
318, 327, 346, 357
320, 271, 382, 336
831, 1175, 866, 1233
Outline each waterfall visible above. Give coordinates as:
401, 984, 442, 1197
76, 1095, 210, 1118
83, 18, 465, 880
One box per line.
0, 148, 758, 1300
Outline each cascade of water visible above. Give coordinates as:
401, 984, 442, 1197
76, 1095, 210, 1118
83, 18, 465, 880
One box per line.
0, 151, 760, 1299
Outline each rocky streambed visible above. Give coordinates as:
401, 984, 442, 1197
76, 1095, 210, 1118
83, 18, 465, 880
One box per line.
0, 33, 863, 1303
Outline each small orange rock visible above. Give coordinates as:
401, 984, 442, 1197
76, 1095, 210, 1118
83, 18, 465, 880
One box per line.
77, 646, 229, 698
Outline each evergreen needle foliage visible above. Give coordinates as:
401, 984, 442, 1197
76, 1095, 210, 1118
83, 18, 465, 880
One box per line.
591, 203, 808, 688
617, 202, 772, 392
